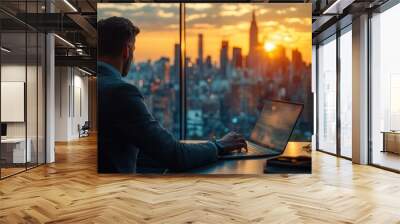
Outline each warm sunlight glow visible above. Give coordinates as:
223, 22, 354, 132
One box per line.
264, 42, 276, 52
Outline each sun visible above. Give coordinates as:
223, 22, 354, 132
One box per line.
264, 42, 276, 52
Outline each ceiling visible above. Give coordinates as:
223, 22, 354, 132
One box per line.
1, 0, 97, 72
311, 0, 390, 43
1, 0, 395, 73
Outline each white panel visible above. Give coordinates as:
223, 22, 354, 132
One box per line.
1, 82, 25, 122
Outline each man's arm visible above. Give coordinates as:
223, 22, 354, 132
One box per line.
114, 84, 219, 171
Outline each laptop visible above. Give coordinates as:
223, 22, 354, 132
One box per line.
219, 100, 303, 159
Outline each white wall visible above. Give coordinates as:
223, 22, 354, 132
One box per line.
55, 66, 70, 141
55, 67, 89, 141
1, 65, 28, 138
1, 63, 45, 164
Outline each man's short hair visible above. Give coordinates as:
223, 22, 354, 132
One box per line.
98, 17, 140, 57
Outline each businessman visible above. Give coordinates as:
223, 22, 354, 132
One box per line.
97, 17, 247, 173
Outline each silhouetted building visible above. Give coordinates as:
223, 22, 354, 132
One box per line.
220, 40, 229, 77
292, 48, 303, 70
232, 47, 243, 68
197, 34, 204, 72
172, 43, 180, 82
205, 55, 212, 70
247, 10, 259, 69
154, 57, 170, 83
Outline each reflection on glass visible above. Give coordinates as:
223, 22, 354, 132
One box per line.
0, 1, 46, 178
340, 28, 352, 158
185, 3, 312, 140
371, 4, 400, 171
1, 32, 27, 177
250, 101, 303, 151
317, 36, 337, 154
97, 3, 181, 138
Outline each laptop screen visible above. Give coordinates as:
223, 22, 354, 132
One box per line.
249, 100, 303, 153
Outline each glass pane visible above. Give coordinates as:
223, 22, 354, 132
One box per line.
339, 28, 352, 158
38, 32, 45, 165
27, 31, 38, 169
317, 36, 337, 154
97, 3, 180, 138
185, 3, 313, 140
1, 31, 27, 177
371, 4, 400, 171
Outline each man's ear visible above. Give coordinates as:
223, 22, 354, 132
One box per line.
122, 44, 129, 59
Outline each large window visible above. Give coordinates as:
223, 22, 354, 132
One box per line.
97, 3, 313, 142
371, 3, 400, 171
317, 35, 337, 154
339, 27, 352, 158
185, 3, 312, 140
315, 26, 352, 159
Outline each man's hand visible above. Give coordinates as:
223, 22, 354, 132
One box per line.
215, 132, 247, 155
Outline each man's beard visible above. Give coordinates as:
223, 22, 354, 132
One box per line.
121, 54, 133, 77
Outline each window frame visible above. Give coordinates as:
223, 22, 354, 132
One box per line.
368, 0, 400, 173
0, 0, 47, 180
314, 23, 353, 160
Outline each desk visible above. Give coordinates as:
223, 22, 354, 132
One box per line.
171, 141, 311, 175
382, 131, 400, 154
1, 138, 31, 164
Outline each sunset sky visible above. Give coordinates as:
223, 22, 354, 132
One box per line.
97, 3, 311, 65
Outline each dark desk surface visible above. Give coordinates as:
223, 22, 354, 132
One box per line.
175, 141, 311, 175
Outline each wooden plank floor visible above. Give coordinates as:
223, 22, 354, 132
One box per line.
1, 135, 400, 223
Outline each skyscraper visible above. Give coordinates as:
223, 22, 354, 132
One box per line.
205, 55, 212, 70
154, 57, 170, 83
247, 10, 259, 69
292, 48, 303, 71
197, 34, 204, 72
232, 47, 243, 68
172, 43, 180, 82
173, 43, 180, 69
220, 40, 229, 77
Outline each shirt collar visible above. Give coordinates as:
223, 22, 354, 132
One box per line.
97, 61, 122, 78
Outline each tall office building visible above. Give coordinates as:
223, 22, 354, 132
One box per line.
172, 43, 180, 82
220, 41, 229, 77
174, 43, 180, 69
247, 10, 259, 69
154, 57, 170, 83
292, 49, 303, 69
232, 47, 243, 68
197, 34, 204, 72
205, 55, 212, 70
290, 49, 304, 92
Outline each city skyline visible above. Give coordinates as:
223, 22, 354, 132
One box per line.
97, 3, 311, 64
98, 3, 313, 140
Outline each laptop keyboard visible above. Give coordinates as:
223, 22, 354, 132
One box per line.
220, 142, 279, 158
228, 143, 266, 156
246, 144, 262, 154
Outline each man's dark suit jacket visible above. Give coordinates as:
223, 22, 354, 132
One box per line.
97, 61, 218, 173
